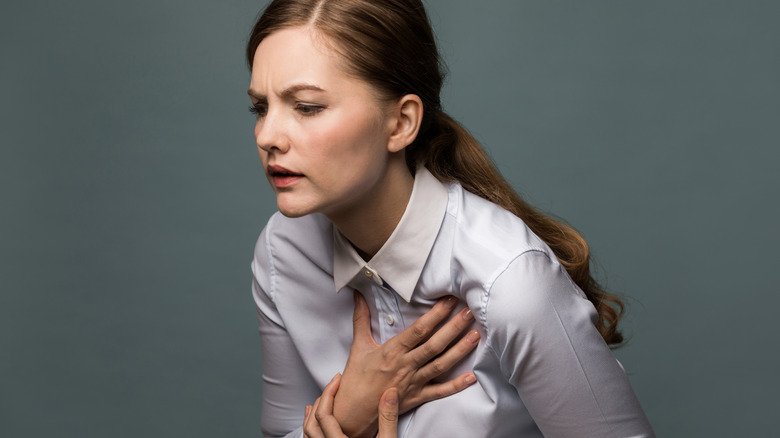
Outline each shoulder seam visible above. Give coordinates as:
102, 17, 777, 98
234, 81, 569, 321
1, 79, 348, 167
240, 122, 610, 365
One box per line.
479, 248, 550, 334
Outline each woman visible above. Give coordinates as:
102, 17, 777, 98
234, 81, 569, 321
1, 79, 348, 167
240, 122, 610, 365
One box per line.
248, 0, 655, 437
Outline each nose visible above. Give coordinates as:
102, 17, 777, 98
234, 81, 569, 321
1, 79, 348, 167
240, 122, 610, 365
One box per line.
255, 110, 289, 154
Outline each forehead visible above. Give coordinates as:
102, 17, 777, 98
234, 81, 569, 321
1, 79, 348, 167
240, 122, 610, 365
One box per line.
249, 26, 357, 95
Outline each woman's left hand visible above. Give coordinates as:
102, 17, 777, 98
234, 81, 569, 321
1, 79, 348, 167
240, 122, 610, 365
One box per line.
333, 293, 478, 437
304, 374, 399, 438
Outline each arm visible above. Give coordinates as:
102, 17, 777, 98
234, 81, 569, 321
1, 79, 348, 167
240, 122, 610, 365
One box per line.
253, 275, 318, 438
486, 251, 654, 438
252, 223, 319, 438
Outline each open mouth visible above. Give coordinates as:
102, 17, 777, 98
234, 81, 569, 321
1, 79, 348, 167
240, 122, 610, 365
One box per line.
268, 165, 303, 187
270, 170, 301, 177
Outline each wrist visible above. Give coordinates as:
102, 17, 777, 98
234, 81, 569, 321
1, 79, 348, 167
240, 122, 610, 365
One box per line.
344, 424, 377, 438
333, 405, 378, 438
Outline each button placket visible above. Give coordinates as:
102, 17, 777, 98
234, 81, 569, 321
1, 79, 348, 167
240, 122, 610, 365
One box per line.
371, 283, 402, 342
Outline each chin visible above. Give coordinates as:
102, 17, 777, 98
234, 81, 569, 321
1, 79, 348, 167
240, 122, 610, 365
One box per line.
278, 209, 309, 218
276, 199, 315, 219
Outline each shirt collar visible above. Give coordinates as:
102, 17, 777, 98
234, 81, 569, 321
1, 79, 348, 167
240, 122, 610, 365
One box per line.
333, 166, 449, 302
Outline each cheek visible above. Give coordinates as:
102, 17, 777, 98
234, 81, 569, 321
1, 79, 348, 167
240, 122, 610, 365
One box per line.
312, 114, 386, 160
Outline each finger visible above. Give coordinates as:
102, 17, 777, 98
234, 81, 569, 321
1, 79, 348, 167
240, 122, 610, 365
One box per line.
304, 397, 325, 438
305, 405, 313, 421
417, 328, 480, 380
394, 296, 458, 351
352, 291, 377, 347
318, 416, 348, 438
409, 305, 476, 366
314, 374, 348, 438
405, 372, 477, 411
377, 388, 399, 438
306, 374, 339, 438
313, 374, 340, 428
315, 373, 341, 416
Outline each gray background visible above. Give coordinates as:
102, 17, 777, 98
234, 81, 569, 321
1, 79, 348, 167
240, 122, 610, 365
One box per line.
1, 0, 777, 436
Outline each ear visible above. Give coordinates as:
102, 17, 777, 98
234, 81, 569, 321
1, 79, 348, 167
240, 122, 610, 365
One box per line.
386, 94, 423, 153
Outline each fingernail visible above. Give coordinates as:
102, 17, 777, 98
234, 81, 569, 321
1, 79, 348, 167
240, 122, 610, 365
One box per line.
462, 307, 474, 321
444, 296, 457, 308
466, 330, 480, 343
386, 388, 398, 406
465, 374, 477, 385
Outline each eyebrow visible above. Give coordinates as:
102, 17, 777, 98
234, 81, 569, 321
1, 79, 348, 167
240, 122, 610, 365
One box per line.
247, 83, 326, 100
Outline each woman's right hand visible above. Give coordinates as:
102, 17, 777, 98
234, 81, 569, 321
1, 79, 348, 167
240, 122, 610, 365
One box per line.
332, 292, 480, 438
304, 374, 401, 438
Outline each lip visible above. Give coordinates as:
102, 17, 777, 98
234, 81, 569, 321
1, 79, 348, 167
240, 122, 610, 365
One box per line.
267, 164, 304, 188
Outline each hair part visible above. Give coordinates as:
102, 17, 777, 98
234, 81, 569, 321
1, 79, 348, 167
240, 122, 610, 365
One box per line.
247, 0, 624, 345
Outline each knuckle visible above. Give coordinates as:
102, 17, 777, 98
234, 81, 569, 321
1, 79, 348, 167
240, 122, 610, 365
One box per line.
380, 347, 401, 364
410, 324, 428, 342
418, 342, 438, 359
429, 384, 449, 400
429, 358, 446, 375
452, 317, 470, 333
396, 366, 411, 380
380, 410, 397, 422
451, 342, 471, 358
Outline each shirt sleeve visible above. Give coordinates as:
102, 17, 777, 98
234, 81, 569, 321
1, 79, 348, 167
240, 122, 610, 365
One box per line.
252, 227, 319, 438
484, 250, 655, 438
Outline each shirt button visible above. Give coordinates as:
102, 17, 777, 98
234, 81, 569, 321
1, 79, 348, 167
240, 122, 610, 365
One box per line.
364, 269, 373, 278
385, 315, 394, 326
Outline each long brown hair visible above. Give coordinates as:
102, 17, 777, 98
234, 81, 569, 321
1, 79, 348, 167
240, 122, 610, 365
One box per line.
247, 0, 624, 345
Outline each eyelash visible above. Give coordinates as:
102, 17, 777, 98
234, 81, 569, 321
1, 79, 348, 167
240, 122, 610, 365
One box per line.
248, 104, 267, 117
295, 103, 325, 116
248, 103, 325, 118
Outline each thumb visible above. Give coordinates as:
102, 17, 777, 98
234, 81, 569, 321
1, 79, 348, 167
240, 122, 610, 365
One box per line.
377, 388, 399, 438
352, 291, 376, 346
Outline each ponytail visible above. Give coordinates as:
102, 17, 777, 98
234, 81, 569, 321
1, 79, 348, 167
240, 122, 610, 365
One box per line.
410, 111, 625, 346
246, 0, 624, 346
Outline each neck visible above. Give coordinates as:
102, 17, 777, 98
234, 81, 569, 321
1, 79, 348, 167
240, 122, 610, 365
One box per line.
328, 160, 414, 260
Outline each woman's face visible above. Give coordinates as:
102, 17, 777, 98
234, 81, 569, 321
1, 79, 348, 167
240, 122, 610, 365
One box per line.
248, 26, 397, 220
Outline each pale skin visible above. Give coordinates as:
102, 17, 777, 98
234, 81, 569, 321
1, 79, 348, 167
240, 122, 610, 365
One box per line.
249, 25, 479, 437
249, 25, 415, 256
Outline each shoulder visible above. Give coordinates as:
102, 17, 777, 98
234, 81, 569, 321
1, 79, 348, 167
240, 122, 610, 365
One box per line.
445, 183, 554, 283
486, 250, 589, 324
443, 184, 591, 323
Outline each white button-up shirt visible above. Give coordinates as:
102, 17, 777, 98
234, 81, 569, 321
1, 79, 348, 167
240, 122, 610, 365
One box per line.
251, 167, 654, 437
